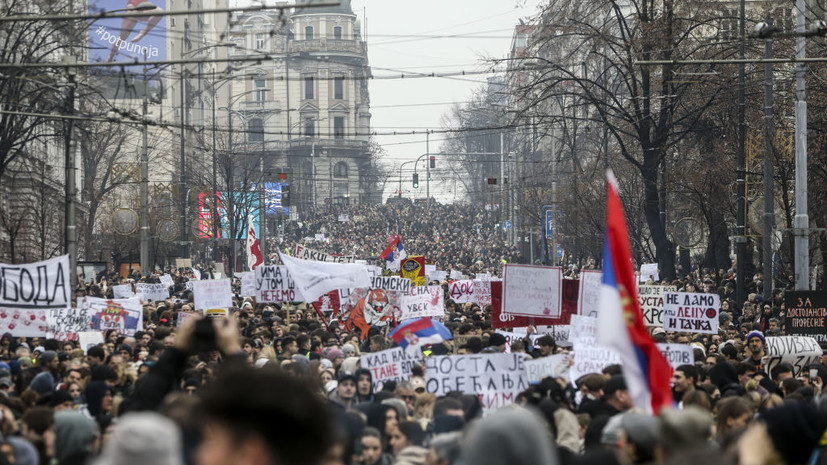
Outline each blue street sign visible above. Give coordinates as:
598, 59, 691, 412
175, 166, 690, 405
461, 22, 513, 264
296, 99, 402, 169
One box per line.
545, 209, 554, 236
503, 220, 512, 230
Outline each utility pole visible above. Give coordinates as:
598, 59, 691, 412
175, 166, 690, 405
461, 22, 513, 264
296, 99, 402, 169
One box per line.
179, 65, 189, 261
227, 82, 236, 274
762, 19, 775, 301
735, 0, 747, 308
211, 69, 219, 261
426, 131, 430, 210
140, 62, 150, 273
63, 56, 77, 289
794, 0, 810, 290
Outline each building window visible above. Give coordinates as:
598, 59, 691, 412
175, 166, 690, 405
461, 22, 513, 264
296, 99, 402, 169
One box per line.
304, 117, 315, 137
249, 118, 264, 141
254, 77, 266, 102
334, 76, 344, 99
304, 76, 314, 99
333, 116, 345, 139
334, 161, 348, 178
720, 8, 738, 40
305, 25, 314, 40
333, 25, 342, 39
255, 33, 266, 50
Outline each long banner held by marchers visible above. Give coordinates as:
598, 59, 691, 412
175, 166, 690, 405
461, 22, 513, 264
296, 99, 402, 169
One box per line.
0, 255, 71, 308
425, 354, 528, 413
293, 245, 356, 263
662, 292, 719, 334
255, 266, 305, 303
279, 253, 371, 303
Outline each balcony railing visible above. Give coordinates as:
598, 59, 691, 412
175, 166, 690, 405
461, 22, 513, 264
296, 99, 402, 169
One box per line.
288, 39, 366, 55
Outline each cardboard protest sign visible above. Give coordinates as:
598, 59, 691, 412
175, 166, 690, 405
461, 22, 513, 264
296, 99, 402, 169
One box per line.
577, 270, 602, 317
425, 354, 528, 412
360, 347, 422, 390
472, 280, 492, 307
159, 274, 174, 287
370, 276, 412, 294
255, 266, 304, 303
569, 315, 622, 383
784, 292, 827, 343
656, 344, 693, 370
476, 272, 492, 281
177, 311, 197, 327
77, 332, 104, 353
46, 307, 91, 341
663, 292, 719, 334
192, 279, 232, 310
135, 283, 169, 302
427, 270, 447, 283
640, 263, 659, 283
293, 245, 356, 263
398, 286, 444, 321
82, 297, 143, 336
449, 270, 465, 281
448, 280, 475, 304
525, 353, 572, 383
501, 265, 562, 318
638, 285, 676, 327
112, 284, 133, 300
0, 255, 71, 308
239, 272, 256, 298
401, 256, 426, 287
175, 258, 192, 269
764, 336, 822, 377
490, 281, 560, 328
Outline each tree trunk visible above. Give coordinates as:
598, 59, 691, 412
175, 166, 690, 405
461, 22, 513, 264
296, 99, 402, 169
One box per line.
642, 158, 676, 281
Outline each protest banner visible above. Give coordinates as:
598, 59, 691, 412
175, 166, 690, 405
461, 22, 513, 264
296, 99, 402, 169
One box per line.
135, 283, 169, 302
449, 270, 465, 281
192, 279, 232, 310
77, 332, 105, 353
159, 274, 174, 287
640, 263, 659, 282
448, 280, 475, 304
401, 256, 426, 287
425, 264, 436, 277
472, 280, 492, 307
784, 291, 827, 343
360, 347, 422, 390
293, 245, 356, 263
569, 315, 622, 383
175, 258, 192, 269
370, 276, 412, 294
475, 272, 492, 281
525, 354, 572, 383
490, 281, 559, 328
425, 354, 528, 413
112, 284, 133, 300
280, 254, 370, 302
398, 286, 444, 321
365, 265, 383, 277
239, 272, 256, 298
577, 270, 602, 317
764, 336, 822, 377
427, 270, 447, 284
656, 344, 693, 370
0, 308, 50, 337
46, 307, 91, 341
663, 292, 719, 334
82, 297, 143, 336
638, 285, 676, 327
501, 265, 562, 318
255, 266, 304, 303
0, 255, 71, 308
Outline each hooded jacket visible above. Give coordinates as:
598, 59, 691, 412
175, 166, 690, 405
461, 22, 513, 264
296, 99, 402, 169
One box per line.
55, 411, 97, 465
457, 407, 559, 465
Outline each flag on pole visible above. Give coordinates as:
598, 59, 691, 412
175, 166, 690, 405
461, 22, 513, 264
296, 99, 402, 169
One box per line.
389, 317, 452, 352
380, 235, 407, 272
246, 215, 263, 271
597, 170, 673, 414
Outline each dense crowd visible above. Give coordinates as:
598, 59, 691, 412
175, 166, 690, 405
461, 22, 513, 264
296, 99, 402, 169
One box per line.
0, 240, 823, 465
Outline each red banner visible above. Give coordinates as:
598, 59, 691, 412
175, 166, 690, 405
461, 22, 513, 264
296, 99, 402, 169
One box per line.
491, 279, 578, 328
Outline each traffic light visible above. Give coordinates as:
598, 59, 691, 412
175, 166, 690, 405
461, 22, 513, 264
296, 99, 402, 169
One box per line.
429, 156, 435, 169
412, 173, 419, 188
282, 183, 291, 206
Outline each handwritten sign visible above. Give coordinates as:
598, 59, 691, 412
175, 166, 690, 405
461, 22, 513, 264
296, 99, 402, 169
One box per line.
473, 280, 492, 307
135, 283, 169, 302
294, 245, 356, 263
638, 285, 676, 327
640, 263, 659, 282
448, 280, 475, 304
360, 347, 422, 390
425, 354, 528, 413
112, 284, 133, 300
175, 259, 192, 269
656, 343, 693, 370
663, 292, 719, 334
239, 272, 256, 297
46, 307, 92, 341
502, 265, 562, 317
569, 315, 622, 383
764, 336, 822, 377
577, 271, 602, 317
192, 279, 232, 310
525, 354, 572, 383
490, 281, 559, 328
77, 332, 104, 353
784, 292, 827, 343
0, 255, 70, 308
370, 276, 412, 293
398, 286, 444, 321
0, 308, 50, 337
255, 266, 304, 303
159, 274, 174, 287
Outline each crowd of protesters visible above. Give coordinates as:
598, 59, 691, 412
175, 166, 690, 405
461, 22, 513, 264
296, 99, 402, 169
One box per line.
0, 235, 824, 465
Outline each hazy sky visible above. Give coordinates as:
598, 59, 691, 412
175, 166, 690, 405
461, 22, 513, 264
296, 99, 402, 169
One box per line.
349, 0, 544, 202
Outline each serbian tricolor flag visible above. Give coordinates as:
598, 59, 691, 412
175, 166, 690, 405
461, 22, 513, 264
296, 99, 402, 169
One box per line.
246, 214, 263, 270
597, 171, 673, 415
380, 235, 407, 272
390, 318, 452, 352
